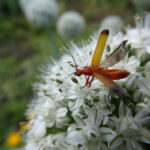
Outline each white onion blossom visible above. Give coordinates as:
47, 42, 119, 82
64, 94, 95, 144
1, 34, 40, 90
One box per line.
56, 11, 86, 38
22, 14, 150, 150
20, 0, 58, 27
99, 15, 124, 36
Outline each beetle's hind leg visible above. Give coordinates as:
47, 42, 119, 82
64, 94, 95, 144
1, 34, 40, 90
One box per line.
80, 76, 90, 89
88, 75, 94, 87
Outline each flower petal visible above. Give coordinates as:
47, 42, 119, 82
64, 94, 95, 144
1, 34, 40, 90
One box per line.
101, 127, 116, 142
138, 77, 150, 96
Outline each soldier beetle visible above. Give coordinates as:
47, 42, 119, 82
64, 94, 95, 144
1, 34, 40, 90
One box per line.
67, 30, 131, 105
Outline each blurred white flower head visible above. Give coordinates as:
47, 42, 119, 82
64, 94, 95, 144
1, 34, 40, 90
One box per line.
99, 15, 124, 35
56, 11, 86, 38
22, 13, 150, 150
125, 14, 150, 62
20, 0, 58, 27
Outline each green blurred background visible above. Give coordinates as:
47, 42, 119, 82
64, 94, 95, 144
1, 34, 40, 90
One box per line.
0, 0, 149, 149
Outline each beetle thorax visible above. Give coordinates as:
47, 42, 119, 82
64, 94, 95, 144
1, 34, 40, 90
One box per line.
74, 67, 93, 76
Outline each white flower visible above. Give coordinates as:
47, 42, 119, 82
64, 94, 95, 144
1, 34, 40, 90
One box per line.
25, 133, 67, 150
56, 107, 68, 118
108, 103, 150, 150
67, 130, 85, 146
24, 139, 38, 150
47, 134, 67, 149
20, 0, 58, 27
22, 15, 150, 149
125, 14, 150, 49
67, 108, 116, 150
99, 16, 124, 36
133, 89, 145, 103
125, 74, 140, 91
138, 77, 150, 96
28, 117, 46, 138
144, 61, 150, 77
136, 97, 150, 111
56, 11, 86, 38
56, 107, 70, 128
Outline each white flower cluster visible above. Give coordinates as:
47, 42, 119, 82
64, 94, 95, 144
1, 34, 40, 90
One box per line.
20, 0, 58, 27
56, 11, 86, 38
125, 14, 150, 62
99, 15, 124, 36
23, 14, 150, 150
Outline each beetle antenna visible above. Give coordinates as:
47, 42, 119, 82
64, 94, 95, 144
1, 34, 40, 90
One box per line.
67, 49, 78, 70
56, 34, 78, 70
63, 72, 75, 81
66, 72, 75, 78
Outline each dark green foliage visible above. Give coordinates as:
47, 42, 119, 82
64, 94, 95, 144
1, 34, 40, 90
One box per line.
0, 0, 21, 15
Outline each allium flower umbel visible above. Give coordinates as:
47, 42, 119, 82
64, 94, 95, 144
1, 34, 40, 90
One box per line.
20, 0, 58, 27
23, 14, 150, 150
56, 11, 86, 38
100, 15, 124, 36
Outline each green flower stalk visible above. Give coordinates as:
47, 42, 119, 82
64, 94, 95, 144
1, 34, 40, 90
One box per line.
20, 0, 60, 58
131, 0, 150, 13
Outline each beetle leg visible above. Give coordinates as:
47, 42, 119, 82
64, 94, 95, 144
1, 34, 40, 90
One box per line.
86, 76, 90, 86
80, 76, 90, 88
88, 75, 94, 87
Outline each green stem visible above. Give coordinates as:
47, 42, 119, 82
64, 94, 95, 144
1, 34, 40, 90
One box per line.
136, 0, 146, 16
47, 28, 60, 59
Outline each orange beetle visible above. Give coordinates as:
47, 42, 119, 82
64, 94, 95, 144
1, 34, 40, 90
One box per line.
73, 30, 130, 105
